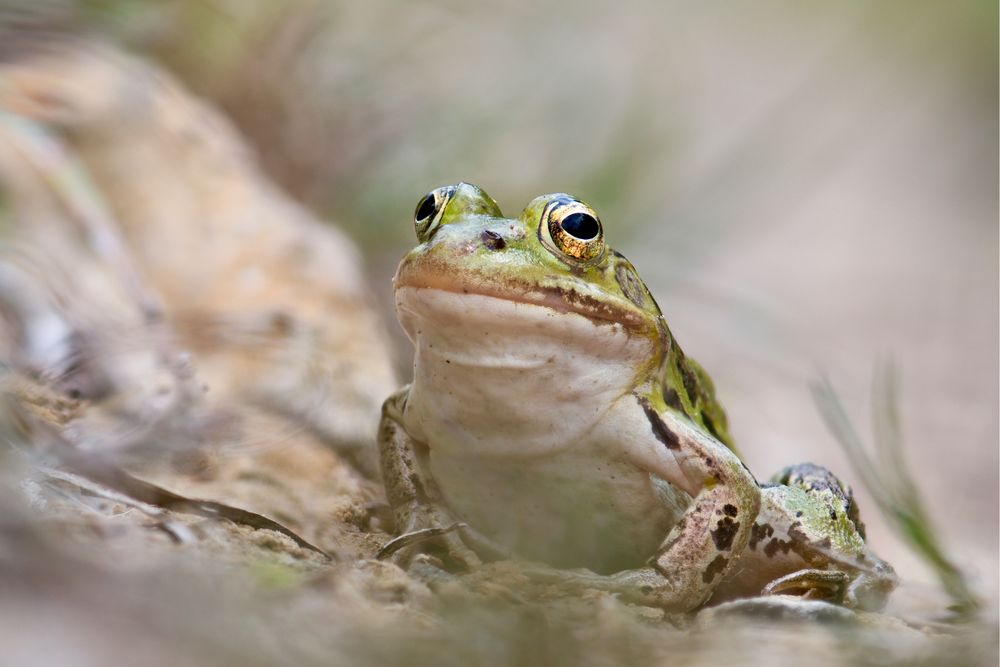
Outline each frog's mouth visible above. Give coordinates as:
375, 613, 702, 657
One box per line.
395, 286, 656, 393
394, 260, 655, 333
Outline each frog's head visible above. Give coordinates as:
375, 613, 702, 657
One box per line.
395, 182, 665, 344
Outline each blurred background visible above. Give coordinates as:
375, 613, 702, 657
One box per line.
0, 0, 995, 663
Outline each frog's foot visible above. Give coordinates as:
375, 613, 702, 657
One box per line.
514, 562, 714, 611
759, 568, 897, 612
376, 522, 469, 561
699, 596, 858, 624
761, 569, 849, 604
377, 504, 482, 571
760, 462, 898, 611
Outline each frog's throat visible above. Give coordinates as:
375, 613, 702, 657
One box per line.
395, 285, 656, 388
394, 266, 656, 334
396, 287, 658, 459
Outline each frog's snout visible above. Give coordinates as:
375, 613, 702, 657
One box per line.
479, 229, 506, 251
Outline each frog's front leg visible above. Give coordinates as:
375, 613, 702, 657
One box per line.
378, 387, 493, 569
526, 401, 760, 612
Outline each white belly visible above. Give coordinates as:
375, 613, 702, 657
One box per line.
398, 287, 654, 456
429, 446, 689, 572
396, 288, 687, 571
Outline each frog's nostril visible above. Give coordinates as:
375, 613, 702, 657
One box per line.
480, 229, 506, 251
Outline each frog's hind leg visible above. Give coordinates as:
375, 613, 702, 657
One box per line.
712, 462, 897, 610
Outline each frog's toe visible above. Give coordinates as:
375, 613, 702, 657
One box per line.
408, 553, 460, 585
699, 596, 858, 624
845, 564, 898, 612
761, 569, 850, 605
377, 521, 482, 571
440, 529, 483, 570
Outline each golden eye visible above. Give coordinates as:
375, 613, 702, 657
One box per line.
544, 198, 604, 261
413, 185, 456, 242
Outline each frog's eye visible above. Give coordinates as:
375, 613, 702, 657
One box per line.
543, 198, 605, 261
413, 185, 456, 242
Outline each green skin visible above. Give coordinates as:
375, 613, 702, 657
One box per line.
378, 183, 896, 612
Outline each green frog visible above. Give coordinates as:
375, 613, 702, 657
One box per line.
378, 183, 896, 612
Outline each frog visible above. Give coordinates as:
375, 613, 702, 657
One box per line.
377, 182, 896, 613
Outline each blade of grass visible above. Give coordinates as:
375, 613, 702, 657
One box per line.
812, 366, 980, 618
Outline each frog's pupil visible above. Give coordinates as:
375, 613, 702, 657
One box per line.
415, 194, 436, 222
560, 212, 599, 240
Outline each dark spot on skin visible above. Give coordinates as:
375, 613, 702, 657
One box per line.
615, 264, 647, 307
701, 410, 720, 441
680, 362, 699, 405
786, 522, 807, 543
829, 507, 838, 521
702, 555, 728, 584
762, 521, 833, 567
638, 396, 681, 450
407, 471, 430, 503
711, 517, 740, 551
845, 493, 866, 539
795, 511, 803, 518
701, 456, 723, 484
640, 585, 653, 595
664, 387, 683, 410
764, 537, 793, 558
780, 464, 851, 506
723, 504, 738, 517
749, 522, 774, 551
480, 230, 505, 251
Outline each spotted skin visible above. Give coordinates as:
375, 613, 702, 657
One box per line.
709, 466, 897, 610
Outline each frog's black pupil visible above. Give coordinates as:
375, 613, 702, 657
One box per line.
415, 194, 437, 222
560, 212, 599, 240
